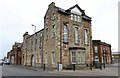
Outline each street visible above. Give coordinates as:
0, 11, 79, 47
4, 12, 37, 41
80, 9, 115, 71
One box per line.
1, 64, 119, 76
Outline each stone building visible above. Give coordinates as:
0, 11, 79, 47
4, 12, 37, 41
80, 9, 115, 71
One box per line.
92, 40, 112, 65
22, 2, 93, 69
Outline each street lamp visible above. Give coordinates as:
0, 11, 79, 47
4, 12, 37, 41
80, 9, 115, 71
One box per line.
31, 24, 36, 66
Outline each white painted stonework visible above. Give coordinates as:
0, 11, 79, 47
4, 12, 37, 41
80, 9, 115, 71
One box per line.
71, 7, 82, 15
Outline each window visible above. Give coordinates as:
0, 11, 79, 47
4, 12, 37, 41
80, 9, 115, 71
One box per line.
40, 32, 42, 48
75, 27, 79, 44
53, 25, 55, 37
101, 47, 103, 54
52, 52, 55, 64
52, 13, 55, 20
95, 56, 99, 62
46, 53, 47, 64
78, 52, 81, 64
71, 14, 73, 20
102, 56, 104, 63
95, 46, 98, 53
82, 52, 85, 64
39, 53, 41, 63
31, 38, 33, 51
106, 48, 108, 53
35, 34, 37, 50
74, 15, 77, 21
64, 25, 68, 42
78, 16, 80, 22
46, 28, 48, 40
109, 57, 111, 62
46, 17, 48, 24
84, 29, 88, 45
71, 52, 76, 63
36, 54, 38, 63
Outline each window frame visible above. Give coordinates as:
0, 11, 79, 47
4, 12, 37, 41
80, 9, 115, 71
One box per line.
75, 27, 79, 44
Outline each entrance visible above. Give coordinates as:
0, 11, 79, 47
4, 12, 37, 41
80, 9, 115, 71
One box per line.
31, 55, 34, 66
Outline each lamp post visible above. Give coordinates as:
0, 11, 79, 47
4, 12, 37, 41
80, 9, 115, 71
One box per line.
31, 24, 36, 66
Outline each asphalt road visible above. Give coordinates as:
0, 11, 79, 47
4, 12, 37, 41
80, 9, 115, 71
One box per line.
1, 64, 119, 76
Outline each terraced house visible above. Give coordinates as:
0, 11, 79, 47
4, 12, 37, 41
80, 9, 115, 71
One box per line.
22, 2, 93, 69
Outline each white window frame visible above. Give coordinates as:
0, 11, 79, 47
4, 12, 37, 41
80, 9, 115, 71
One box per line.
78, 52, 81, 64
81, 52, 85, 64
75, 27, 79, 44
71, 14, 73, 20
95, 46, 98, 53
78, 16, 81, 22
64, 25, 68, 42
74, 15, 77, 21
84, 29, 88, 45
71, 52, 76, 64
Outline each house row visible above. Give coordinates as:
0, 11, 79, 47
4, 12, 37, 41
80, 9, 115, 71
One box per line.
6, 2, 112, 69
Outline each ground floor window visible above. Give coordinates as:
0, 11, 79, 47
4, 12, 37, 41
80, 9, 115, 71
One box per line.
39, 53, 41, 63
46, 53, 47, 64
71, 52, 76, 64
52, 52, 55, 64
78, 52, 81, 64
95, 56, 99, 62
102, 56, 104, 63
81, 52, 85, 64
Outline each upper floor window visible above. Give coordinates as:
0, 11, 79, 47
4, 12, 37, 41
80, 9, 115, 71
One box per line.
53, 25, 55, 37
71, 14, 73, 20
101, 47, 103, 54
46, 28, 48, 40
52, 13, 55, 20
95, 46, 98, 53
46, 17, 49, 24
40, 32, 42, 48
84, 29, 88, 45
74, 15, 77, 21
78, 16, 81, 22
64, 25, 68, 43
75, 27, 79, 44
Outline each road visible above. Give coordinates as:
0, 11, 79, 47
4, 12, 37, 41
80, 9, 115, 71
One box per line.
1, 64, 119, 76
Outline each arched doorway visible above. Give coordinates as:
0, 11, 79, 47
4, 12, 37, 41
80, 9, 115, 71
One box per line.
31, 55, 34, 66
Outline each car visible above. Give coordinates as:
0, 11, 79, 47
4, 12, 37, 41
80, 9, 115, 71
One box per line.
0, 61, 4, 66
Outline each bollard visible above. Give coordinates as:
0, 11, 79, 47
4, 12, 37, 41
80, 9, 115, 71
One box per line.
57, 63, 59, 71
73, 64, 75, 71
90, 63, 92, 71
43, 64, 45, 71
100, 63, 102, 70
104, 63, 105, 69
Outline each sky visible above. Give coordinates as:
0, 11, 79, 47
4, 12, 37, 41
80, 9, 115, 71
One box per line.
0, 0, 118, 59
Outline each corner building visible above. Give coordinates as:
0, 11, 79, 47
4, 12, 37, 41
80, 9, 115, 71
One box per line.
22, 2, 93, 69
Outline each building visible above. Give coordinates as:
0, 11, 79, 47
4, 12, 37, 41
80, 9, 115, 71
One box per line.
112, 52, 120, 63
22, 2, 93, 69
92, 40, 112, 65
8, 42, 22, 65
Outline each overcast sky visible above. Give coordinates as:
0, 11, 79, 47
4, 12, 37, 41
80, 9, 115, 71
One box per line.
0, 0, 118, 59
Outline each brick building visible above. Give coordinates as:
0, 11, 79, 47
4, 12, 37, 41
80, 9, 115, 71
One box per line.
22, 2, 93, 69
8, 42, 22, 65
92, 40, 112, 65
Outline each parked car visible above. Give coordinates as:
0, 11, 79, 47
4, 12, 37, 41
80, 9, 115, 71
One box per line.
0, 61, 4, 66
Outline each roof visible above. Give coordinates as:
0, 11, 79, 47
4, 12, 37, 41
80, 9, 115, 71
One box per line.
58, 4, 91, 21
92, 40, 111, 47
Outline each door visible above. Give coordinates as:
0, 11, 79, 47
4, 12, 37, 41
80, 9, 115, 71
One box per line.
32, 55, 34, 66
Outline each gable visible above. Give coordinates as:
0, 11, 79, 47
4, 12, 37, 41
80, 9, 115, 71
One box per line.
71, 7, 82, 15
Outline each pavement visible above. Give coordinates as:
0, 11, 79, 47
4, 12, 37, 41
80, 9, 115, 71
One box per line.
1, 63, 119, 76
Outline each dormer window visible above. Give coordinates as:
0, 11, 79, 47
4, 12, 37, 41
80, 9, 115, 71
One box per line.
71, 14, 73, 20
78, 16, 81, 22
74, 15, 77, 21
